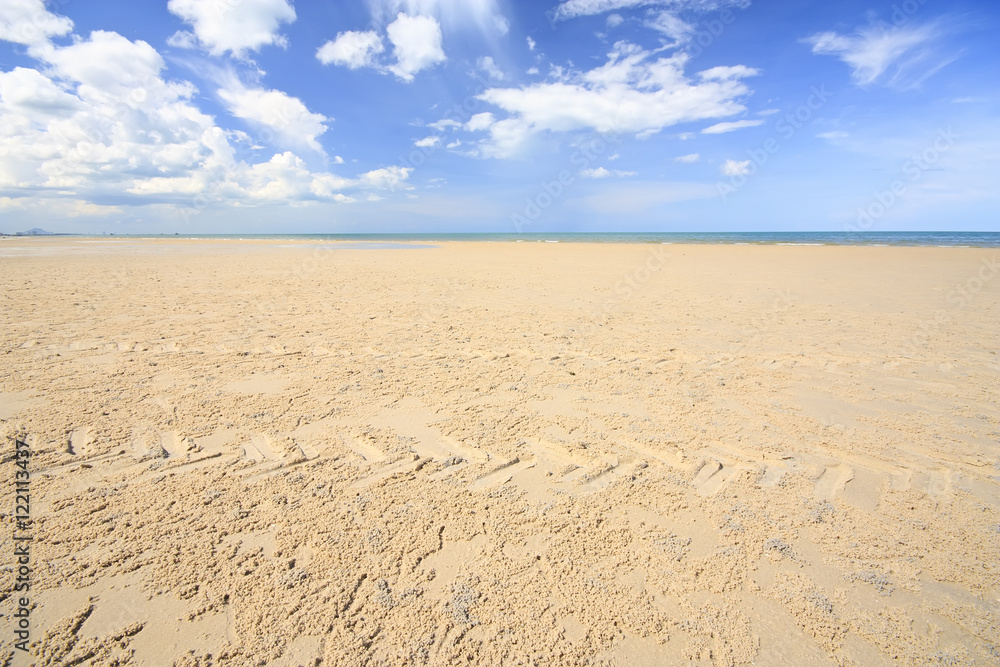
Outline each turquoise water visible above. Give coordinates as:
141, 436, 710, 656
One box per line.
113, 232, 1000, 247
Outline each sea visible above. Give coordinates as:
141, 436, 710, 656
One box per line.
101, 231, 1000, 247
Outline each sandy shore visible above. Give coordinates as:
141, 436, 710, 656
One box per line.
1, 238, 998, 666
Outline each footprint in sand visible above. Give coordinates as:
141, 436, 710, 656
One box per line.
130, 427, 168, 462
158, 432, 191, 458
813, 463, 854, 502
68, 427, 94, 456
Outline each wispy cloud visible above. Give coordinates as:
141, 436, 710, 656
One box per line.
701, 119, 763, 134
805, 20, 958, 89
580, 167, 637, 178
552, 0, 749, 22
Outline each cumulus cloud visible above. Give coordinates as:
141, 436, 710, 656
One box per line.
720, 159, 751, 176
0, 27, 410, 212
674, 153, 700, 163
414, 135, 440, 147
805, 22, 951, 88
360, 166, 413, 190
217, 80, 330, 154
166, 0, 296, 57
316, 13, 446, 82
316, 30, 385, 69
0, 0, 72, 48
386, 13, 446, 81
701, 119, 763, 133
450, 41, 757, 158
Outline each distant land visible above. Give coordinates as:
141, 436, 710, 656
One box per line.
0, 228, 74, 236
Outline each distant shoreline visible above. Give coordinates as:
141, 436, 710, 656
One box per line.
4, 231, 999, 247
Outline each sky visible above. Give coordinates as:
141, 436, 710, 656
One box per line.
0, 0, 998, 234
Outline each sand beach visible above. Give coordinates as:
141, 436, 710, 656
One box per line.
1, 237, 998, 665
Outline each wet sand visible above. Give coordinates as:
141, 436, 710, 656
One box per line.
1, 237, 998, 666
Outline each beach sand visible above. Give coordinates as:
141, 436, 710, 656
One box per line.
1, 237, 998, 666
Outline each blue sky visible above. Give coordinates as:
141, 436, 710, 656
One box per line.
0, 0, 997, 233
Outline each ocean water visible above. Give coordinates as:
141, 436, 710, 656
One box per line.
117, 231, 1000, 247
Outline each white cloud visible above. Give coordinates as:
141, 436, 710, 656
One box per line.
527, 36, 536, 51
580, 167, 636, 178
463, 42, 758, 158
645, 11, 693, 45
757, 108, 780, 116
166, 30, 198, 50
477, 56, 504, 81
607, 13, 625, 28
493, 14, 510, 35
415, 135, 441, 147
0, 28, 410, 212
360, 166, 412, 190
318, 1, 506, 80
316, 30, 385, 68
721, 159, 751, 176
805, 22, 947, 88
217, 80, 330, 154
465, 112, 495, 131
553, 0, 749, 21
0, 0, 72, 47
429, 118, 462, 131
166, 0, 295, 57
701, 119, 763, 134
368, 0, 506, 35
816, 131, 848, 142
386, 13, 446, 81
674, 153, 700, 163
0, 66, 81, 116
